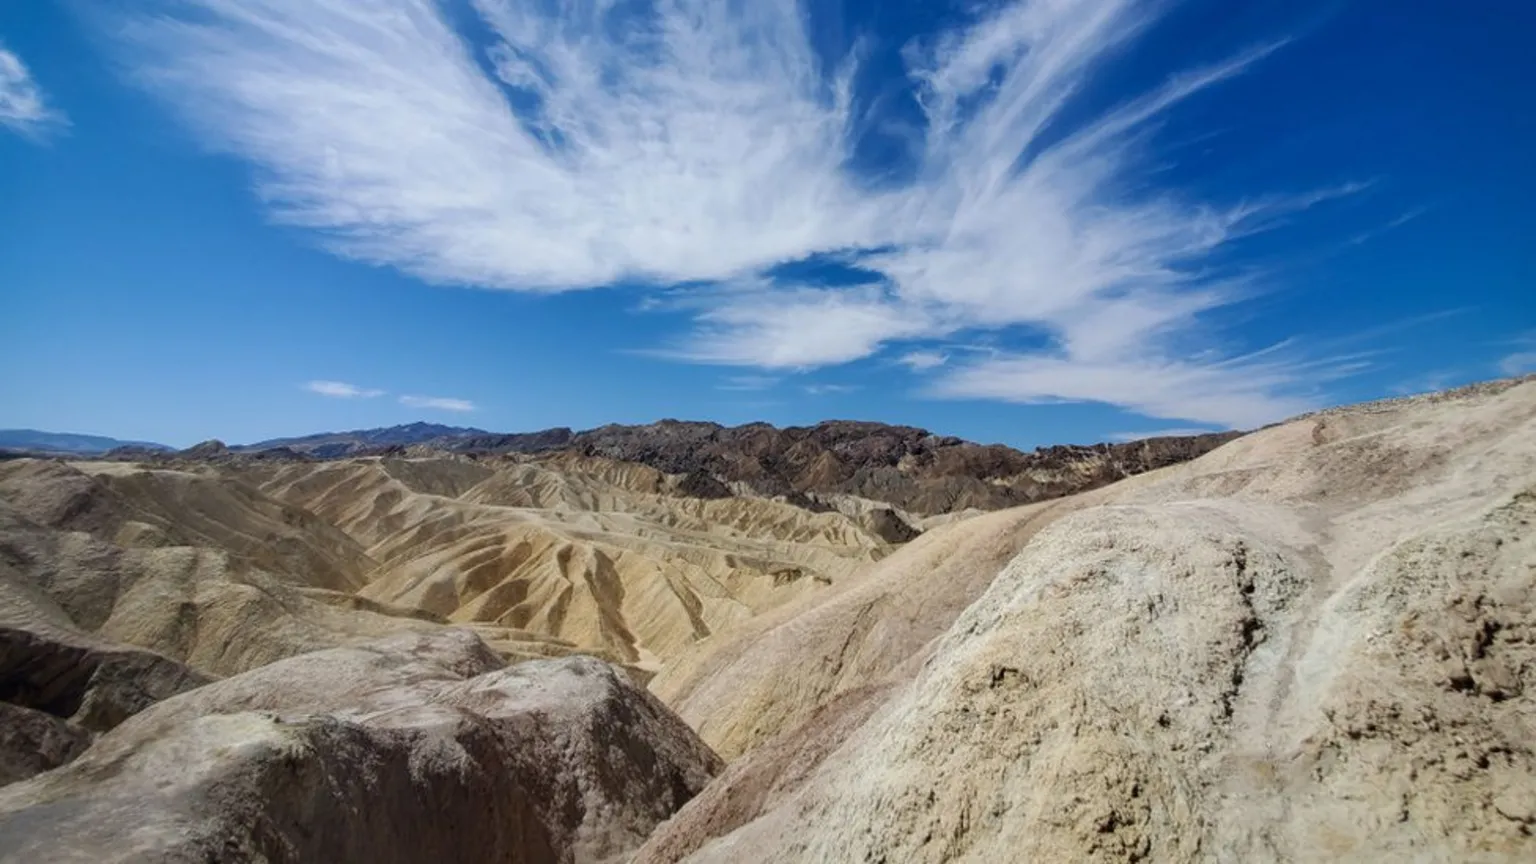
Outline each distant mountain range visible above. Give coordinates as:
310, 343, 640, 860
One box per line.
3, 420, 1241, 515
0, 429, 174, 456
242, 421, 491, 459
224, 420, 1241, 516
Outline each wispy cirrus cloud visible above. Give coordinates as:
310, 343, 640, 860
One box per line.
1108, 427, 1222, 442
112, 0, 868, 290
304, 380, 384, 399
1348, 206, 1428, 246
668, 283, 931, 368
399, 395, 476, 412
716, 375, 780, 392
306, 380, 475, 411
898, 351, 948, 372
929, 346, 1360, 429
1500, 352, 1536, 377
1496, 331, 1536, 377
0, 43, 66, 137
110, 0, 1359, 427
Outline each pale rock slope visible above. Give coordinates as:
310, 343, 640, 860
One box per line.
638, 378, 1536, 862
0, 629, 721, 864
648, 499, 1091, 759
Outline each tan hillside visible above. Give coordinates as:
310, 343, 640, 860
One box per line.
637, 377, 1536, 862
0, 451, 895, 679
0, 479, 439, 678
0, 458, 374, 592
239, 455, 888, 668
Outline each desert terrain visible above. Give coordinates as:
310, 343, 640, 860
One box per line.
2, 380, 1532, 862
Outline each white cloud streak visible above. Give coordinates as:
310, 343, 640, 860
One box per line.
668, 283, 931, 368
399, 395, 476, 412
1501, 352, 1536, 377
112, 0, 1353, 426
928, 347, 1347, 429
305, 380, 384, 398
0, 43, 66, 137
1389, 370, 1457, 396
717, 375, 780, 392
1108, 427, 1222, 442
898, 351, 949, 372
1495, 331, 1536, 377
804, 383, 859, 395
1348, 206, 1427, 246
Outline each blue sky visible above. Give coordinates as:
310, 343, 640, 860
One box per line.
1, 0, 1531, 449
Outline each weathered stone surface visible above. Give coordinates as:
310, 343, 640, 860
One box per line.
0, 629, 722, 864
0, 702, 90, 786
639, 378, 1536, 863
0, 627, 211, 733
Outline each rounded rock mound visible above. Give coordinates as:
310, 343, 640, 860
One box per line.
0, 629, 723, 864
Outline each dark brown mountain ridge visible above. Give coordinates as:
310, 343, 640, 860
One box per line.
153, 419, 1242, 517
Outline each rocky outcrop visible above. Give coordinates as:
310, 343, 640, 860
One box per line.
637, 378, 1536, 862
178, 439, 230, 459
0, 627, 210, 735
0, 629, 722, 864
0, 702, 90, 786
0, 602, 209, 785
495, 420, 1241, 516
0, 566, 211, 785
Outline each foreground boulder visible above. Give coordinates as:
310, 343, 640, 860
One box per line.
0, 629, 722, 863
